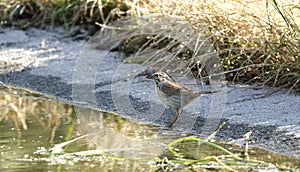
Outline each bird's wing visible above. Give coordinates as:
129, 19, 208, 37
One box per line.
159, 81, 182, 96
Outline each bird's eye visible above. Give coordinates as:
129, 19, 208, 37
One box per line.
153, 73, 159, 77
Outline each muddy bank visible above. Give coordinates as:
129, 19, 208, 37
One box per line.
0, 27, 299, 157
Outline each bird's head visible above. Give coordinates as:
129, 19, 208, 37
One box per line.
136, 68, 175, 84
146, 71, 173, 84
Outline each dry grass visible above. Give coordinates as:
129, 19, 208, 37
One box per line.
0, 0, 129, 29
131, 0, 299, 90
0, 0, 299, 90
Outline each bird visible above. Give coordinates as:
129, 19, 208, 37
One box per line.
143, 68, 220, 127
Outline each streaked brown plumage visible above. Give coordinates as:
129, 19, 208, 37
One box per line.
144, 69, 220, 127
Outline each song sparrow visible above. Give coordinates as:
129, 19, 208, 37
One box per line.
143, 68, 220, 127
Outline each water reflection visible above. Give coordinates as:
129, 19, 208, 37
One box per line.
75, 107, 170, 158
0, 85, 168, 171
0, 86, 75, 144
0, 85, 180, 159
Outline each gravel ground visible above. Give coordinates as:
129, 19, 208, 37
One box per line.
0, 27, 299, 157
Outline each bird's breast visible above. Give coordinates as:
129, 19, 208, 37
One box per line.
156, 88, 182, 110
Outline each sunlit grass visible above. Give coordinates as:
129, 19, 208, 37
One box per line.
0, 0, 299, 90
132, 0, 300, 90
0, 0, 129, 29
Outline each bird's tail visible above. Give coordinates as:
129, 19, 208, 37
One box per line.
182, 89, 221, 107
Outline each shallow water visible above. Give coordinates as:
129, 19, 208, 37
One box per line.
0, 86, 299, 171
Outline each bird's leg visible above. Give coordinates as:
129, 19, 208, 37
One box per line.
168, 108, 183, 127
